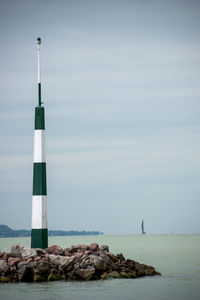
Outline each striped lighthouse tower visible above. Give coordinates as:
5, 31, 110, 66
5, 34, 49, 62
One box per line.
31, 37, 48, 248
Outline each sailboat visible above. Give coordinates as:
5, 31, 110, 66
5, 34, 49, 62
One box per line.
141, 220, 146, 234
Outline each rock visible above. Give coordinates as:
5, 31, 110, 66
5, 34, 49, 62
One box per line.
34, 256, 41, 262
128, 270, 137, 278
99, 245, 109, 252
116, 253, 125, 262
18, 261, 37, 270
1, 253, 9, 260
71, 244, 81, 252
107, 253, 118, 263
17, 262, 34, 282
8, 257, 22, 268
41, 255, 50, 262
0, 243, 161, 283
11, 245, 24, 253
64, 251, 71, 256
35, 248, 46, 256
89, 254, 111, 271
63, 247, 71, 253
105, 271, 122, 278
22, 248, 37, 260
155, 271, 161, 276
33, 274, 45, 282
120, 272, 131, 278
79, 245, 89, 251
33, 262, 51, 281
0, 260, 9, 274
49, 254, 74, 268
47, 268, 65, 281
126, 259, 136, 269
100, 272, 108, 279
85, 250, 93, 255
47, 272, 64, 281
0, 276, 11, 282
145, 266, 155, 275
7, 252, 22, 259
135, 263, 146, 277
46, 245, 64, 255
89, 243, 99, 251
74, 266, 95, 280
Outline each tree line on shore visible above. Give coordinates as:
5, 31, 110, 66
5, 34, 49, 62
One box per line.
0, 225, 103, 238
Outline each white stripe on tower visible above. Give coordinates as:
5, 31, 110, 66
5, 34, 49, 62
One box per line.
32, 196, 47, 228
31, 37, 48, 249
33, 130, 46, 162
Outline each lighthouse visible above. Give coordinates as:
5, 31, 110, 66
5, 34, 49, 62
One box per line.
31, 38, 48, 248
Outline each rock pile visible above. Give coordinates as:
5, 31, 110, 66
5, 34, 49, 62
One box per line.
0, 243, 161, 282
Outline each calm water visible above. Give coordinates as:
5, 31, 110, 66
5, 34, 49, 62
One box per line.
0, 234, 200, 300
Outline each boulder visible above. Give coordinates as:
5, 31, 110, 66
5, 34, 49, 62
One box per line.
71, 244, 81, 252
7, 252, 22, 259
22, 248, 37, 260
116, 253, 125, 262
34, 256, 41, 262
49, 254, 74, 267
0, 260, 9, 274
35, 248, 46, 256
89, 254, 110, 271
135, 263, 146, 276
0, 276, 11, 282
99, 245, 109, 252
120, 271, 131, 278
105, 271, 122, 278
41, 255, 50, 262
11, 245, 24, 253
107, 253, 118, 263
79, 245, 89, 251
33, 262, 51, 282
74, 266, 95, 280
46, 245, 64, 255
17, 262, 33, 282
8, 257, 22, 268
47, 268, 65, 281
89, 243, 99, 252
126, 259, 136, 269
144, 266, 156, 276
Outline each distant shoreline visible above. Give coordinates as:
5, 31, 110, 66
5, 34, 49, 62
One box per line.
0, 225, 103, 238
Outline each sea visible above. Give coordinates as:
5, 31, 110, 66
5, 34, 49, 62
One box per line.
0, 234, 200, 300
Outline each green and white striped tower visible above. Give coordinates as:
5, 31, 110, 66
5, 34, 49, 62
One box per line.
31, 37, 48, 248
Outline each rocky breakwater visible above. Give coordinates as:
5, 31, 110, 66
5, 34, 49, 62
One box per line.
0, 243, 161, 282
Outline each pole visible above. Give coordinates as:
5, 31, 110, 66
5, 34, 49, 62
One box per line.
31, 38, 48, 248
37, 37, 41, 106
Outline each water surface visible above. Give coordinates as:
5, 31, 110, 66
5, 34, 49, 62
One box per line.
0, 234, 200, 300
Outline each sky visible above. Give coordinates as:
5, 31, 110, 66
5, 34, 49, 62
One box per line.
0, 0, 200, 235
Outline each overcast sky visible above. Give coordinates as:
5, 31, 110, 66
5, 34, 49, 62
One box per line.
0, 0, 200, 234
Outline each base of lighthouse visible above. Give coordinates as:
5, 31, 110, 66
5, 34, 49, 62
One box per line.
31, 229, 48, 248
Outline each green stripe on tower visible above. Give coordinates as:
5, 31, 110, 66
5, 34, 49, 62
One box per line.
33, 163, 47, 195
31, 229, 48, 249
35, 106, 45, 129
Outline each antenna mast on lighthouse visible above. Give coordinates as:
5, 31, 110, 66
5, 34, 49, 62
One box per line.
37, 37, 42, 106
31, 37, 48, 248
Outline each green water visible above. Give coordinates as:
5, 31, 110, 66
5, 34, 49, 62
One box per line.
0, 235, 200, 300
